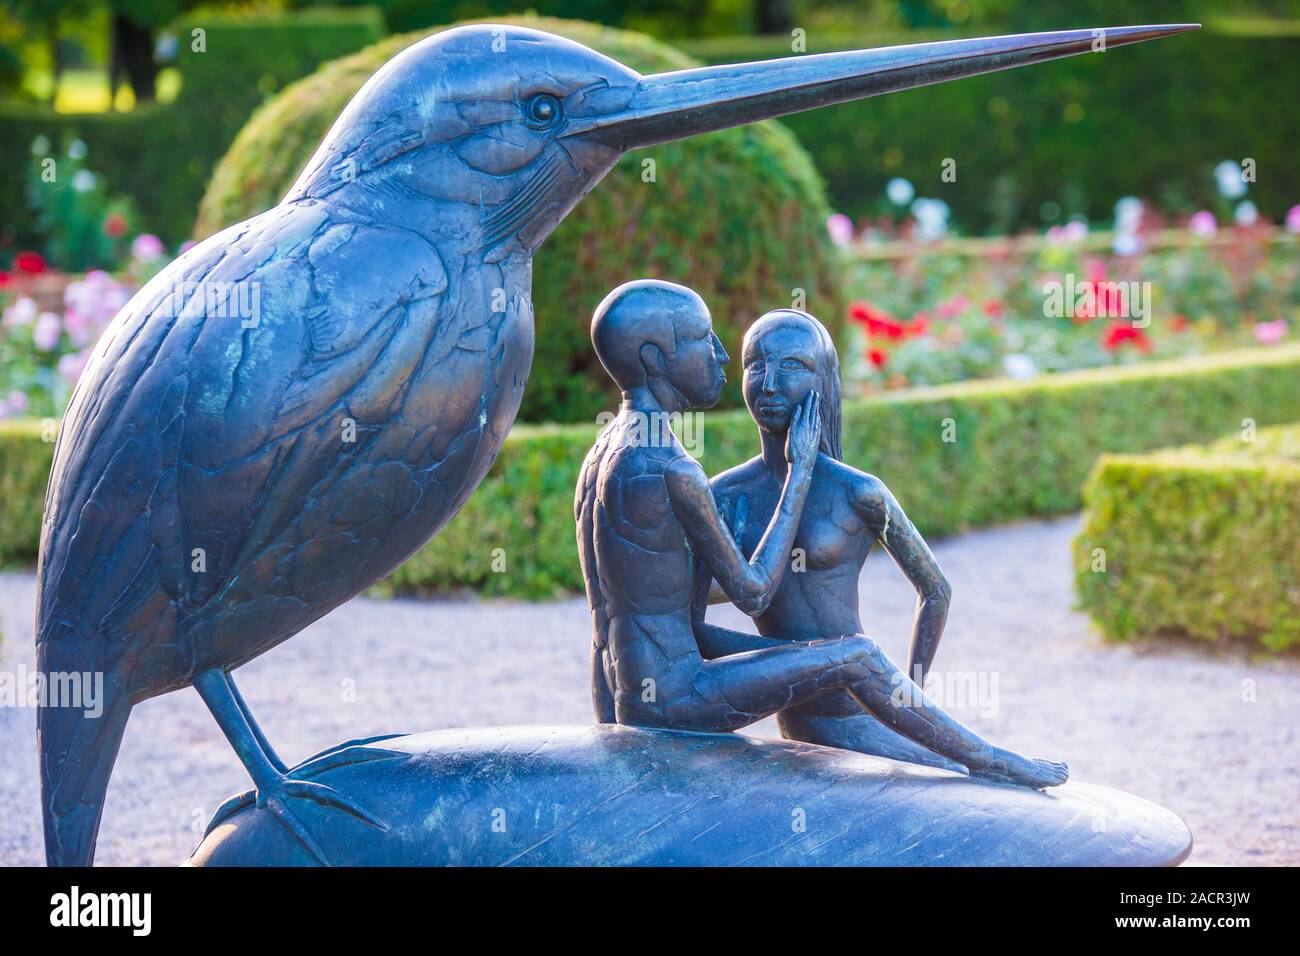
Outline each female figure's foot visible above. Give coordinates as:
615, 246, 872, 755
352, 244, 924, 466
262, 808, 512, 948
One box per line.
969, 748, 1069, 789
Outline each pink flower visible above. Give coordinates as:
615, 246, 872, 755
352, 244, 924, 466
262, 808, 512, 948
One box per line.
33, 311, 62, 351
3, 296, 37, 328
826, 213, 854, 247
1253, 320, 1288, 345
131, 233, 165, 262
1286, 205, 1300, 235
935, 295, 970, 319
58, 350, 91, 385
1189, 210, 1217, 239
4, 390, 28, 416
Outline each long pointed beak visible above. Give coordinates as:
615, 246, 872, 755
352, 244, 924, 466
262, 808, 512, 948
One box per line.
564, 24, 1198, 151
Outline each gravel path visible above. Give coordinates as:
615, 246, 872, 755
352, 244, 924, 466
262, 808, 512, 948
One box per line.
1, 516, 1295, 866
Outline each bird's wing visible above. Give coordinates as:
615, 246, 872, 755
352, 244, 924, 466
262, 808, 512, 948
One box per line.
37, 203, 450, 681
575, 427, 616, 720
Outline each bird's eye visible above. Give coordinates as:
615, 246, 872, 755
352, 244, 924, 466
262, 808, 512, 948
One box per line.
526, 94, 561, 128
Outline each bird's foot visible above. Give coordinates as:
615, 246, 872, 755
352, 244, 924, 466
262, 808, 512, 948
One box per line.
968, 748, 1069, 790
203, 774, 389, 864
258, 776, 389, 864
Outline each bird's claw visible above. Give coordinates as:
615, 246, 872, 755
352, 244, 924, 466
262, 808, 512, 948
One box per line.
279, 778, 389, 832
202, 774, 389, 864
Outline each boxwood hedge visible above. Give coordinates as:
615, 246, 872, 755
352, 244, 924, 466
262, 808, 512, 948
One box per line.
7, 345, 1297, 601
1075, 423, 1300, 652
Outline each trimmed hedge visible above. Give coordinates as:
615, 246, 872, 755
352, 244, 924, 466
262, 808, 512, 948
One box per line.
0, 417, 54, 567
1074, 425, 1300, 651
0, 8, 386, 249
195, 14, 844, 425
7, 346, 1299, 597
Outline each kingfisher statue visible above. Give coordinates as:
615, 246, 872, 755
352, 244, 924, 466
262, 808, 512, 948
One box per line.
37, 22, 1196, 866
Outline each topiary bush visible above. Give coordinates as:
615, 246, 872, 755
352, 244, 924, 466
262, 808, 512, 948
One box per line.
1075, 424, 1300, 652
195, 14, 845, 424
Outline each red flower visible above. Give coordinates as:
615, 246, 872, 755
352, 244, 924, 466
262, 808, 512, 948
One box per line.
983, 299, 1004, 318
1167, 314, 1189, 332
103, 213, 128, 238
14, 251, 46, 275
849, 301, 904, 339
867, 348, 887, 368
902, 314, 929, 338
0, 270, 10, 288
1102, 322, 1151, 353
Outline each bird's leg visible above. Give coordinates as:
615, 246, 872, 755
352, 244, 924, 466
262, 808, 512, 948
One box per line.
193, 668, 387, 865
223, 670, 287, 774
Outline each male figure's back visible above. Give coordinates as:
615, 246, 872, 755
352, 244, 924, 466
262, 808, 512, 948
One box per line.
577, 410, 702, 725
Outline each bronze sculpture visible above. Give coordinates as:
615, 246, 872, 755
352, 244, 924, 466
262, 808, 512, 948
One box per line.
37, 22, 1198, 866
578, 281, 1067, 787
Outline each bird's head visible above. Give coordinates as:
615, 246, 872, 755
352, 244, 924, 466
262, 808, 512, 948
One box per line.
287, 22, 1197, 259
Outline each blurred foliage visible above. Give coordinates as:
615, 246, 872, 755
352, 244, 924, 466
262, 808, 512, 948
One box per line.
0, 6, 385, 248
841, 229, 1300, 390
197, 14, 844, 424
1076, 423, 1300, 651
687, 23, 1300, 232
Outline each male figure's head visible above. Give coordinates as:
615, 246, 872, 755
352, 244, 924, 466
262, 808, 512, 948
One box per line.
591, 280, 729, 413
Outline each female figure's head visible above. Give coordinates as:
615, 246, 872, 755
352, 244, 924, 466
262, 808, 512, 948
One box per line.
740, 309, 842, 461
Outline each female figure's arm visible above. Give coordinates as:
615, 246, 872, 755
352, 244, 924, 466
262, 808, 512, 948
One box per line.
853, 474, 951, 685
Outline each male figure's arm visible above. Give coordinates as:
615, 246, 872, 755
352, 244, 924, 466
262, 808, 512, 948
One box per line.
666, 392, 821, 617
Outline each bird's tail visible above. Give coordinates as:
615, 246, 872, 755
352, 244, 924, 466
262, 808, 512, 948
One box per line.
37, 683, 131, 867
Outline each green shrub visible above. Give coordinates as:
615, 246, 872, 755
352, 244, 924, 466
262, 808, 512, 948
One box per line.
0, 8, 386, 249
194, 14, 845, 425
0, 418, 55, 567
7, 346, 1299, 596
1074, 424, 1300, 651
383, 343, 1300, 598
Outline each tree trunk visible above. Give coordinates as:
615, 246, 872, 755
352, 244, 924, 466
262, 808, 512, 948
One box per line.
47, 19, 61, 106
755, 0, 794, 35
111, 13, 156, 105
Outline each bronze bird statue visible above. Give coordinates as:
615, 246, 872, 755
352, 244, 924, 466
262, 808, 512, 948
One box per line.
36, 22, 1197, 865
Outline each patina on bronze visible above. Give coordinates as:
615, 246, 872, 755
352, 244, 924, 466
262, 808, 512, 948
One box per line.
38, 22, 1197, 866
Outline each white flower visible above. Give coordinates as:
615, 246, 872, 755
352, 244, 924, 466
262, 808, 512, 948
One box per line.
1002, 354, 1038, 380
1114, 196, 1143, 235
886, 177, 915, 206
72, 169, 97, 192
1113, 232, 1143, 257
911, 197, 949, 242
1234, 200, 1258, 226
1214, 160, 1247, 200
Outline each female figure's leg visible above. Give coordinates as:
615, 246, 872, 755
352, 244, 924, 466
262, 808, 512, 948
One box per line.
776, 695, 967, 773
657, 636, 1066, 789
